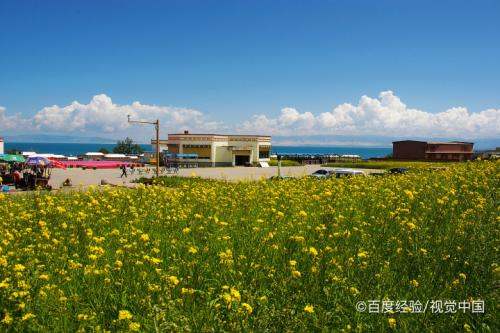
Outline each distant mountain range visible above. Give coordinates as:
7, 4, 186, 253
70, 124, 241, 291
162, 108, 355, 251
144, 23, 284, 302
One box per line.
272, 135, 500, 150
5, 134, 118, 144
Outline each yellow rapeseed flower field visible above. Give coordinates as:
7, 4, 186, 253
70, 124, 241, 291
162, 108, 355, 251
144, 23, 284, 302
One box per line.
0, 161, 498, 332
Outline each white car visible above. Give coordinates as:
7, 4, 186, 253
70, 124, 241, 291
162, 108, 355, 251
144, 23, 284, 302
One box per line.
310, 169, 334, 179
331, 168, 365, 178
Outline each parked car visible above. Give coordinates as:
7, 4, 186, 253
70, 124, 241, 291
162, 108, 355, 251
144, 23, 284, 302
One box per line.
331, 168, 365, 178
388, 167, 408, 174
268, 175, 294, 181
310, 169, 334, 179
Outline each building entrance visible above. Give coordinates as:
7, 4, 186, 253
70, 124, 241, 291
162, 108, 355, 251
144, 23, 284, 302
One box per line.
235, 155, 250, 166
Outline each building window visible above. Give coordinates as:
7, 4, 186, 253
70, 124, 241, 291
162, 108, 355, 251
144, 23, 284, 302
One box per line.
259, 150, 270, 159
184, 144, 211, 148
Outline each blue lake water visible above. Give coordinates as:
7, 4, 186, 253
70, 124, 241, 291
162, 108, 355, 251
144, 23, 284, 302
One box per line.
4, 142, 392, 159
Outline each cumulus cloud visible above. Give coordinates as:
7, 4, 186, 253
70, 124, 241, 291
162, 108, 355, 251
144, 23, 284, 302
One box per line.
0, 106, 32, 130
240, 107, 316, 135
1, 91, 499, 140
31, 94, 221, 134
240, 91, 500, 138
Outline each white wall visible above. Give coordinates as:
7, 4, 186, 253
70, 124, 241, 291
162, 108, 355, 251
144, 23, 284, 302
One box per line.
0, 140, 4, 154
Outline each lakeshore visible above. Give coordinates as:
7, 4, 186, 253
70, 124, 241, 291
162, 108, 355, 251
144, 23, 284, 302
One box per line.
4, 142, 393, 159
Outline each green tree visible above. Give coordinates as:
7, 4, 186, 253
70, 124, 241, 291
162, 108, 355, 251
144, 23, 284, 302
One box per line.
113, 137, 144, 155
5, 148, 21, 155
98, 147, 110, 154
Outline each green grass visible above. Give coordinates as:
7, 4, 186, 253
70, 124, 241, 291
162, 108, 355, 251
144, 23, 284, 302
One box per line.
323, 160, 456, 169
268, 160, 302, 167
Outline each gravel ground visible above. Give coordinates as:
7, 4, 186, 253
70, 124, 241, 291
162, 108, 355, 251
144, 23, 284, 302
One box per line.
47, 165, 384, 189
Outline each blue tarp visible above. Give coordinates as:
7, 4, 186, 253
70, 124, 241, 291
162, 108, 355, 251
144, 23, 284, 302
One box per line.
166, 154, 198, 158
272, 153, 340, 156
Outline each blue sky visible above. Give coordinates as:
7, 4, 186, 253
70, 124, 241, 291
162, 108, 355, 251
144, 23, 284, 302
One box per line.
0, 0, 499, 143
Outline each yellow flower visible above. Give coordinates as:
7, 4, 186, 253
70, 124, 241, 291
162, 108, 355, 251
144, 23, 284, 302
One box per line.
404, 190, 414, 200
222, 293, 232, 304
188, 246, 198, 255
118, 310, 133, 320
357, 251, 369, 258
129, 322, 141, 331
168, 275, 179, 286
388, 318, 396, 328
1, 312, 12, 324
308, 247, 318, 257
292, 270, 301, 278
350, 287, 360, 296
459, 273, 467, 280
140, 234, 150, 242
242, 303, 253, 314
14, 264, 26, 272
77, 314, 89, 321
230, 287, 241, 301
463, 323, 472, 332
21, 313, 35, 321
303, 304, 314, 313
410, 279, 419, 287
181, 287, 195, 295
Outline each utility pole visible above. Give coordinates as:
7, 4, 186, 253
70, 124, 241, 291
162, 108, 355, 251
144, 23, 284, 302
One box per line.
127, 115, 160, 177
277, 154, 282, 178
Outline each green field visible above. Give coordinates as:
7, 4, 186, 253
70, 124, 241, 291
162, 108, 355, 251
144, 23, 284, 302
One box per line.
323, 160, 453, 169
0, 161, 499, 332
268, 159, 303, 167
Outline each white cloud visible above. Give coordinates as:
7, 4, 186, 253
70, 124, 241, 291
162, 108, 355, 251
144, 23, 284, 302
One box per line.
31, 94, 222, 135
240, 107, 316, 135
1, 91, 499, 140
0, 106, 32, 130
240, 91, 500, 138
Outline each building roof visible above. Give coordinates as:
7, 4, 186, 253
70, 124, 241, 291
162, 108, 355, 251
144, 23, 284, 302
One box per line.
425, 151, 473, 154
392, 140, 426, 144
169, 133, 271, 138
22, 151, 37, 156
427, 141, 474, 145
32, 153, 66, 158
393, 140, 474, 145
104, 154, 127, 158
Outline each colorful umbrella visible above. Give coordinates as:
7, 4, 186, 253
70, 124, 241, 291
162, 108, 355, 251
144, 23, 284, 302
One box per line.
0, 154, 26, 162
25, 156, 50, 167
48, 158, 67, 169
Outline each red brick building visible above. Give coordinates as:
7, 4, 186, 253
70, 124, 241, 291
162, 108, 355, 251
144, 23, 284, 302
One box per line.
393, 140, 474, 161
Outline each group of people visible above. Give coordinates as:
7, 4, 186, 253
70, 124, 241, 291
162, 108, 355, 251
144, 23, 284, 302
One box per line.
0, 162, 50, 191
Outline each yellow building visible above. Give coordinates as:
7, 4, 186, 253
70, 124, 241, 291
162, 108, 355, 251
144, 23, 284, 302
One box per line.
152, 131, 271, 166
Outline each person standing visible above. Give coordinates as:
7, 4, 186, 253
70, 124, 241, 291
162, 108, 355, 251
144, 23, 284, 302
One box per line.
120, 165, 128, 178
